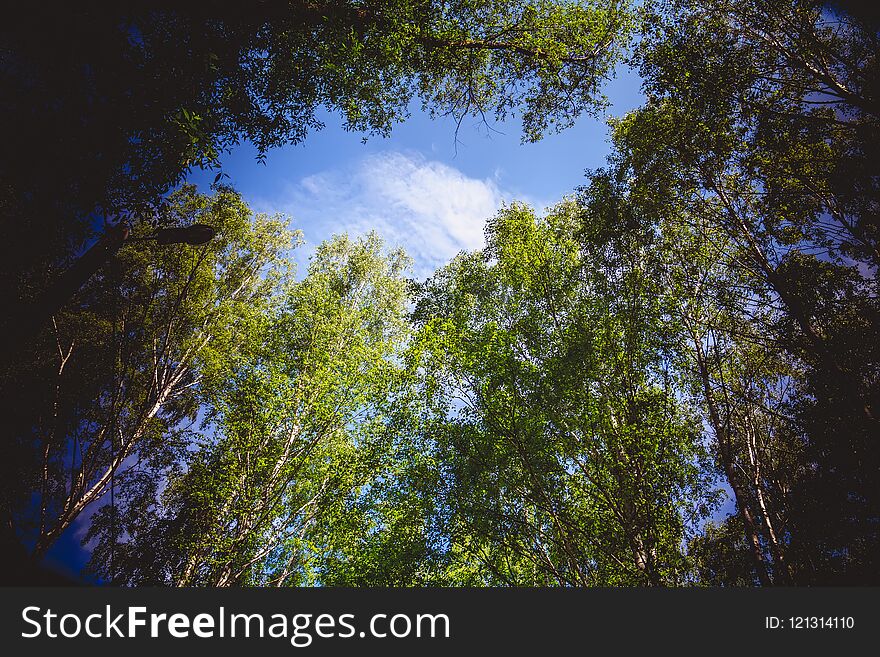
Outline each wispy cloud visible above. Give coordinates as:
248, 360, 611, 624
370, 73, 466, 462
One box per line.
260, 151, 527, 278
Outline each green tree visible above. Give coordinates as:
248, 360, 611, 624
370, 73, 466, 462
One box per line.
88, 233, 413, 586
578, 153, 808, 586
0, 1, 633, 225
410, 202, 715, 585
0, 0, 636, 381
4, 185, 292, 561
569, 0, 880, 581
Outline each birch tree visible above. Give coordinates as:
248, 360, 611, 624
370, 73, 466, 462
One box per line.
20, 185, 291, 559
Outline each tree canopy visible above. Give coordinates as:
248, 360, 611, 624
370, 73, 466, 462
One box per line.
2, 0, 878, 586
0, 1, 633, 224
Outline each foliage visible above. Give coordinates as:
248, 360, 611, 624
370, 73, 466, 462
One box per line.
0, 1, 633, 225
1, 185, 293, 561
409, 202, 716, 585
3, 0, 879, 587
591, 0, 880, 583
86, 233, 414, 585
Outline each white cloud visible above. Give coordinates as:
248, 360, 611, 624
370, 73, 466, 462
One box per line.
264, 151, 516, 278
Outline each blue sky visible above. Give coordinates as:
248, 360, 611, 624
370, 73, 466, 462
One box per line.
187, 66, 646, 279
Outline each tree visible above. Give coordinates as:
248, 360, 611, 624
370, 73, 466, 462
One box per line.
0, 0, 635, 369
410, 202, 715, 585
578, 158, 802, 586
87, 233, 413, 586
569, 0, 880, 581
0, 1, 633, 224
2, 185, 292, 562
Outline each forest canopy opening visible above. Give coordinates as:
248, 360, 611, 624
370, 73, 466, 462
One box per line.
1, 0, 877, 586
